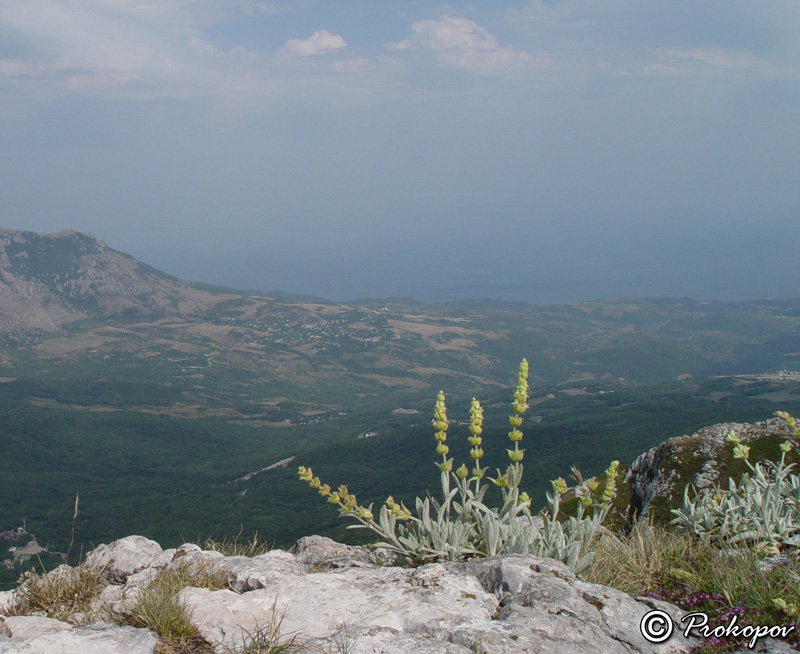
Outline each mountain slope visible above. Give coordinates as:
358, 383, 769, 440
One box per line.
0, 229, 219, 333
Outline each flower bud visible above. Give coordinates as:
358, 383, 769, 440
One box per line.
456, 464, 469, 479
509, 415, 522, 427
733, 444, 750, 460
298, 466, 313, 482
492, 474, 509, 488
508, 428, 523, 442
318, 484, 331, 497
551, 477, 568, 495
725, 430, 740, 446
780, 440, 793, 453
507, 448, 524, 462
355, 507, 373, 520
586, 479, 600, 492
436, 443, 449, 456
309, 477, 321, 489
470, 447, 484, 460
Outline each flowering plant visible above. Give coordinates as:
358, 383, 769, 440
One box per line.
299, 359, 618, 572
671, 411, 800, 552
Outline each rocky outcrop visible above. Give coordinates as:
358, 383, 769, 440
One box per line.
5, 533, 797, 653
625, 417, 800, 522
0, 534, 705, 654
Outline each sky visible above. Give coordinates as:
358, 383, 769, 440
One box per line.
1, 1, 799, 304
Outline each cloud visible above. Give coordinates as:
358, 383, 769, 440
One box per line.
388, 15, 531, 75
648, 45, 771, 76
283, 30, 346, 57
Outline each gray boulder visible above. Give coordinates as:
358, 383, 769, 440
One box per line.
83, 535, 164, 583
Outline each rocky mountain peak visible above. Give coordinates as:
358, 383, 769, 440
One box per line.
0, 229, 210, 334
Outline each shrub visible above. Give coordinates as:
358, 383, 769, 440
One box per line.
670, 411, 800, 554
298, 359, 618, 573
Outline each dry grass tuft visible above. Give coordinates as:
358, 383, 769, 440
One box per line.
2, 563, 106, 623
583, 521, 701, 595
116, 561, 226, 654
202, 531, 273, 558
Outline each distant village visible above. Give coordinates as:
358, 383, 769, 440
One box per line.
0, 524, 58, 569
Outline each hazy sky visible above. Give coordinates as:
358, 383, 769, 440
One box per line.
1, 1, 799, 303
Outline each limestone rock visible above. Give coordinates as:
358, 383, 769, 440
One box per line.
7, 534, 792, 653
215, 549, 307, 592
290, 534, 392, 570
182, 562, 496, 651
0, 616, 157, 654
83, 535, 164, 583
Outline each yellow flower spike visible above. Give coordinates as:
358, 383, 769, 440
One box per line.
337, 485, 349, 496
309, 477, 321, 489
469, 398, 484, 431
601, 461, 619, 505
509, 415, 522, 428
436, 443, 449, 456
780, 440, 793, 453
456, 464, 469, 479
507, 449, 524, 462
470, 447, 484, 460
385, 496, 396, 509
318, 484, 331, 497
586, 479, 600, 492
439, 460, 453, 473
551, 477, 568, 495
327, 493, 340, 504
298, 466, 313, 482
519, 491, 530, 505
468, 436, 482, 447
